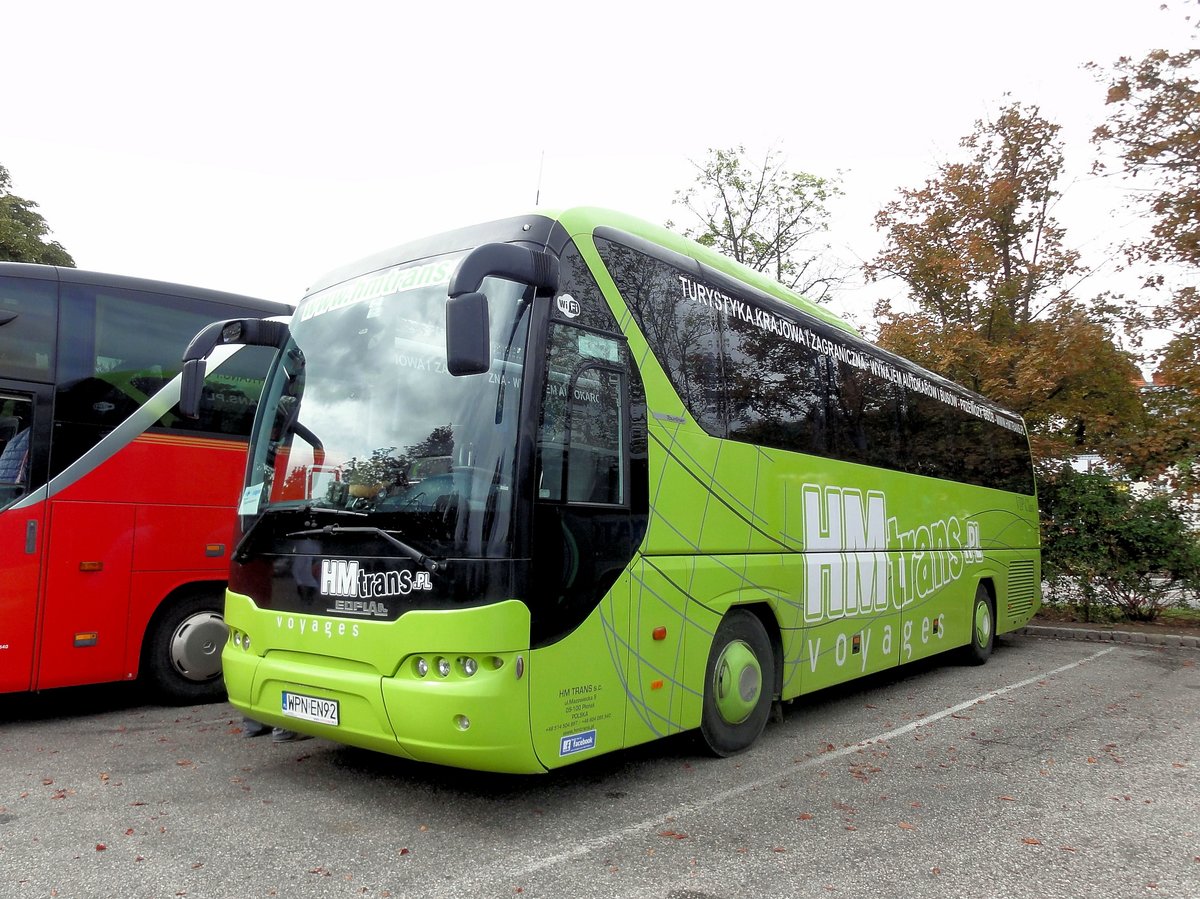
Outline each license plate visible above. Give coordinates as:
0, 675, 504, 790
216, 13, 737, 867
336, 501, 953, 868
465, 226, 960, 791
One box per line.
281, 691, 339, 726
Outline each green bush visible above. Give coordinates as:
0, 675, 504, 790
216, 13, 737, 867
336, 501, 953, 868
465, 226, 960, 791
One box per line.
1038, 466, 1200, 621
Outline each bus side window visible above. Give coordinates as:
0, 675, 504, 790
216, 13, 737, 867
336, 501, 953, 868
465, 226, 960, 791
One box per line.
0, 398, 33, 506
0, 276, 57, 382
537, 324, 628, 506
564, 368, 625, 505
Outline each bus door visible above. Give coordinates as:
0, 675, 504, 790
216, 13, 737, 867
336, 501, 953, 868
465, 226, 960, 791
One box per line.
528, 327, 636, 768
0, 382, 52, 692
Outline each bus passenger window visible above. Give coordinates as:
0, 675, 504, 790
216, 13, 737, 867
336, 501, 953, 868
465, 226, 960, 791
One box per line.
0, 397, 33, 506
0, 276, 57, 382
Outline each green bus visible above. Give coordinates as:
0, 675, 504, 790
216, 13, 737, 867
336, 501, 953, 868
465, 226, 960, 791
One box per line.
182, 208, 1040, 773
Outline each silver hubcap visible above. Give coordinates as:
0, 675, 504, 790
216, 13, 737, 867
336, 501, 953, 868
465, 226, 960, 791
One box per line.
169, 612, 227, 681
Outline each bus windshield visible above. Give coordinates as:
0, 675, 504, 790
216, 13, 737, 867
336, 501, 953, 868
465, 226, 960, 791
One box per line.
240, 255, 531, 561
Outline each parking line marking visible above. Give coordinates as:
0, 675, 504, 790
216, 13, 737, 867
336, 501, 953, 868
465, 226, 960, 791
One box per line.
509, 646, 1116, 881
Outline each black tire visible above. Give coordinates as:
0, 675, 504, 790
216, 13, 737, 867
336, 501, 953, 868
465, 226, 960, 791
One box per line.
699, 609, 775, 757
961, 584, 996, 666
142, 590, 228, 704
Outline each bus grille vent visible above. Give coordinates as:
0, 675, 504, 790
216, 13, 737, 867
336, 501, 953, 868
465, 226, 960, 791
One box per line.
1007, 560, 1036, 617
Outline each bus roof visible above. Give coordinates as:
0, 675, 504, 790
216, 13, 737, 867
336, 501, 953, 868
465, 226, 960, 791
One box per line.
0, 261, 292, 315
302, 208, 857, 336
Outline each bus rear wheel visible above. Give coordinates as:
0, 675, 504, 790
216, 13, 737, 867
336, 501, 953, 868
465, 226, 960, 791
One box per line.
143, 591, 228, 704
961, 584, 995, 666
700, 609, 774, 757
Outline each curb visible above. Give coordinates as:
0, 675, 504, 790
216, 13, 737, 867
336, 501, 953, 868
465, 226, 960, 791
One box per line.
1016, 624, 1200, 649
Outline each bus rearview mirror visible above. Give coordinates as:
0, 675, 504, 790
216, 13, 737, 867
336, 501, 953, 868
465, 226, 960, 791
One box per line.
446, 292, 491, 377
179, 317, 291, 419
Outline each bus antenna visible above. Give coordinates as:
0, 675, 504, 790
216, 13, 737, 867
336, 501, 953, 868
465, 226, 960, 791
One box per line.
535, 150, 545, 207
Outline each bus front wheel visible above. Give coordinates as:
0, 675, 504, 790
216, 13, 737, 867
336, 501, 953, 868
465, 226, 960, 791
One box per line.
143, 591, 228, 704
961, 584, 996, 666
700, 609, 774, 757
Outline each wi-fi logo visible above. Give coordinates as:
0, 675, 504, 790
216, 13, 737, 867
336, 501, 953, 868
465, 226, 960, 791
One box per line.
556, 294, 580, 318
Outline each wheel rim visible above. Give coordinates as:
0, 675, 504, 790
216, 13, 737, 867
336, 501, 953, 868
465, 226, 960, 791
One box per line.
713, 639, 762, 725
169, 611, 227, 682
974, 599, 993, 648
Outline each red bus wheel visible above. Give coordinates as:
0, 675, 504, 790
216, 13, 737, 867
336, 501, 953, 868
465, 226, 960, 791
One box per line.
143, 591, 228, 703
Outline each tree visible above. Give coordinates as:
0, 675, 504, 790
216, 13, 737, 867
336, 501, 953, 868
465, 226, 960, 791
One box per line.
0, 164, 74, 266
1091, 46, 1200, 488
670, 146, 846, 302
1039, 466, 1200, 621
866, 102, 1143, 463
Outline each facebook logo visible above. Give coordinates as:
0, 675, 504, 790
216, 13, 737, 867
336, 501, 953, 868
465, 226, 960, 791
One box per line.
559, 730, 597, 756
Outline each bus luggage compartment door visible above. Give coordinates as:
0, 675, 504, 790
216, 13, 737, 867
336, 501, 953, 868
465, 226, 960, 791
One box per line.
36, 502, 135, 689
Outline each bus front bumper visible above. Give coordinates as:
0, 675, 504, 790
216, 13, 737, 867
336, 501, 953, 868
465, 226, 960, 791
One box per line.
221, 605, 544, 774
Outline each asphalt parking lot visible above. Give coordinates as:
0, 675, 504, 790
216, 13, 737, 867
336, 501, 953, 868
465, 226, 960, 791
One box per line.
1, 634, 1197, 899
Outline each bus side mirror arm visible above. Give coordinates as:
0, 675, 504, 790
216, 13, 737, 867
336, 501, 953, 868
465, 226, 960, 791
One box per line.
447, 243, 559, 299
179, 318, 291, 419
445, 243, 559, 378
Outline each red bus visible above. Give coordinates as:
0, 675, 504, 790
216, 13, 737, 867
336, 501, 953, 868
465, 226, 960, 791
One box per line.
0, 262, 289, 701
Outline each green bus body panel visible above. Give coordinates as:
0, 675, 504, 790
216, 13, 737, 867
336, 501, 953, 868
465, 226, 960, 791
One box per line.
556, 212, 1039, 705
223, 207, 1041, 772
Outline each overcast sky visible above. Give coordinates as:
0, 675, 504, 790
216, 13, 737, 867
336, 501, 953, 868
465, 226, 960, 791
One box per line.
3, 0, 1189, 326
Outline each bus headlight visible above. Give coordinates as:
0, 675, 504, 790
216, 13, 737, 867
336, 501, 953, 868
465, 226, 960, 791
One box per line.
436, 657, 451, 678
415, 658, 429, 677
459, 656, 478, 677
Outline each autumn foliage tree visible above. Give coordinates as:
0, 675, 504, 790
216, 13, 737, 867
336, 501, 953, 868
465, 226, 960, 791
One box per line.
1091, 46, 1200, 488
670, 146, 847, 303
865, 102, 1142, 464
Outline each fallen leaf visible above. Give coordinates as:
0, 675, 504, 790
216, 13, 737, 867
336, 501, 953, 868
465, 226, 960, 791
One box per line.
998, 796, 1016, 802
898, 822, 915, 830
658, 830, 689, 840
1022, 838, 1042, 845
772, 847, 787, 853
798, 813, 815, 821
95, 844, 107, 852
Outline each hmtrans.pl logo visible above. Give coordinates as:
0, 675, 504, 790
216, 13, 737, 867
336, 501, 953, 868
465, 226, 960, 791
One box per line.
319, 559, 432, 617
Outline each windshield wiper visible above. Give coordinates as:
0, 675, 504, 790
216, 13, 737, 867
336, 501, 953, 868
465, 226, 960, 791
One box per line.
232, 503, 365, 562
300, 503, 367, 519
284, 524, 444, 574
